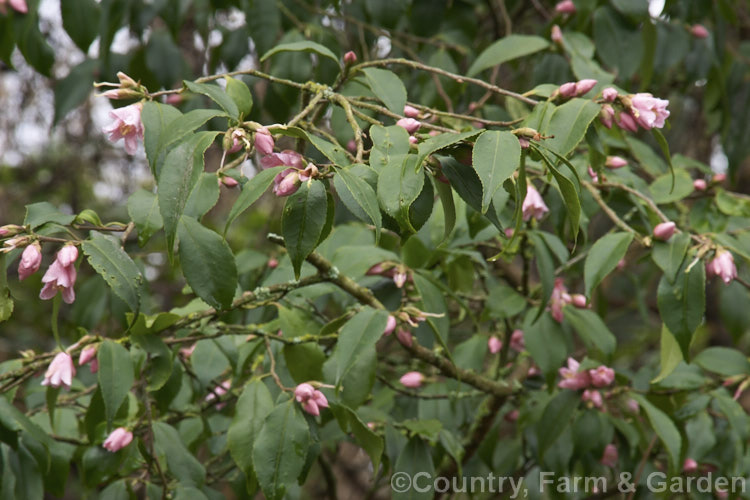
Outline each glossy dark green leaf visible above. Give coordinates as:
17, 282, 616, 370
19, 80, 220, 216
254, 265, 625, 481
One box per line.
153, 422, 206, 487
228, 380, 274, 481
472, 130, 521, 213
630, 394, 681, 473
261, 41, 340, 67
538, 391, 580, 457
657, 261, 705, 359
81, 233, 144, 314
694, 347, 750, 377
225, 76, 253, 117
54, 59, 98, 124
127, 189, 163, 247
61, 0, 100, 51
332, 308, 388, 386
361, 68, 407, 115
184, 80, 239, 118
282, 180, 328, 278
467, 34, 550, 77
377, 155, 424, 234
334, 165, 382, 241
393, 437, 435, 500
544, 98, 601, 158
97, 340, 135, 427
651, 232, 690, 283
584, 232, 633, 296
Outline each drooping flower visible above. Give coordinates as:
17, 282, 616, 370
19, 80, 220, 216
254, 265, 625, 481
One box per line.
259, 150, 304, 170
589, 365, 615, 387
272, 170, 301, 197
18, 242, 42, 280
630, 93, 670, 130
41, 352, 76, 389
400, 371, 424, 388
102, 103, 144, 155
298, 163, 319, 182
103, 427, 134, 452
615, 110, 639, 132
652, 221, 677, 241
522, 184, 549, 221
600, 444, 618, 468
706, 249, 737, 284
488, 336, 503, 354
254, 127, 275, 155
558, 357, 591, 390
78, 346, 99, 374
40, 245, 78, 304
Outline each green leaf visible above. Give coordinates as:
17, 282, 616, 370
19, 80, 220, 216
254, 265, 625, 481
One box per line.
467, 34, 550, 77
141, 101, 182, 172
97, 340, 134, 427
24, 202, 76, 229
183, 172, 220, 219
158, 131, 218, 258
630, 394, 682, 473
252, 400, 310, 500
538, 391, 580, 457
61, 0, 100, 51
528, 231, 555, 320
434, 179, 456, 244
563, 308, 617, 358
330, 403, 384, 474
584, 232, 634, 296
361, 68, 407, 115
369, 124, 410, 172
377, 155, 424, 233
157, 109, 226, 172
544, 98, 602, 157
415, 130, 481, 170
225, 76, 253, 117
14, 12, 55, 77
649, 168, 692, 204
153, 422, 206, 487
652, 128, 675, 191
439, 156, 504, 231
54, 59, 98, 125
524, 314, 567, 380
332, 308, 388, 386
694, 347, 750, 377
224, 166, 285, 234
184, 80, 239, 118
393, 437, 435, 500
657, 261, 705, 359
260, 40, 340, 66
127, 189, 163, 247
281, 180, 328, 279
228, 380, 274, 481
129, 333, 172, 391
592, 6, 643, 80
412, 272, 451, 353
190, 339, 230, 385
651, 232, 690, 283
283, 343, 325, 383
535, 148, 581, 240
81, 233, 144, 315
274, 126, 350, 165
651, 324, 683, 383
177, 216, 238, 310
334, 166, 382, 241
472, 130, 521, 213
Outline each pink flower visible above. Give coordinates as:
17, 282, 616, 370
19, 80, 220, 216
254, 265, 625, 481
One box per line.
694, 179, 707, 191
403, 105, 419, 118
260, 150, 304, 170
0, 0, 27, 14
589, 365, 615, 387
103, 427, 133, 452
205, 380, 231, 403
570, 294, 587, 308
396, 329, 413, 347
600, 444, 618, 468
550, 278, 568, 323
383, 315, 397, 336
298, 163, 319, 182
558, 357, 591, 390
690, 24, 709, 39
582, 389, 603, 408
488, 336, 503, 354
344, 51, 357, 64
294, 383, 328, 416
683, 458, 699, 473
254, 127, 274, 155
510, 329, 525, 352
226, 130, 244, 153
102, 103, 144, 155
601, 87, 618, 102
273, 170, 301, 197
615, 110, 639, 132
554, 0, 576, 14
41, 352, 76, 389
522, 184, 549, 221
18, 242, 42, 280
78, 346, 99, 373
706, 249, 737, 284
575, 79, 597, 96
40, 245, 78, 304
605, 156, 628, 169
393, 270, 408, 288
653, 221, 676, 241
630, 93, 670, 130
396, 118, 421, 134
400, 371, 424, 388
551, 25, 563, 44
600, 104, 615, 129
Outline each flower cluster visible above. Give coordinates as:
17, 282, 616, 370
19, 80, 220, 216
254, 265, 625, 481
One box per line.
294, 383, 329, 416
558, 358, 615, 410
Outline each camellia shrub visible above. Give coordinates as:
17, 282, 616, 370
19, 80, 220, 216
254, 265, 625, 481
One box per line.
1, 0, 750, 499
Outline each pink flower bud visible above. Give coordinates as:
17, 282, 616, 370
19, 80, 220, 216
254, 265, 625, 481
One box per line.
510, 329, 525, 352
589, 366, 615, 387
58, 245, 78, 267
558, 82, 577, 98
295, 383, 315, 403
558, 357, 591, 390
179, 343, 196, 359
582, 389, 603, 408
504, 228, 515, 238
273, 171, 300, 197
366, 263, 387, 276
100, 88, 143, 100
268, 257, 279, 269
102, 103, 144, 155
683, 458, 699, 473
693, 179, 707, 191
690, 24, 709, 39
713, 172, 727, 183
0, 224, 23, 237
605, 156, 628, 169
555, 0, 576, 14
550, 278, 568, 323
504, 409, 519, 422
601, 87, 618, 102
488, 336, 503, 354
600, 444, 618, 468
18, 242, 42, 280
408, 135, 418, 145
103, 427, 134, 452
383, 315, 397, 336
522, 184, 549, 221
3, 0, 28, 14
344, 51, 357, 64
652, 221, 676, 241
575, 79, 597, 96
78, 346, 97, 366
570, 294, 587, 308
626, 398, 639, 413
587, 166, 599, 183
616, 258, 626, 270
254, 128, 275, 156
221, 176, 239, 188
312, 390, 328, 409
41, 352, 76, 389
400, 371, 424, 388
551, 25, 563, 44
396, 118, 421, 134
706, 249, 737, 284
346, 139, 356, 153
116, 72, 138, 89
615, 110, 639, 132
396, 328, 413, 347
403, 105, 419, 118
716, 489, 728, 499
260, 150, 304, 170
600, 104, 615, 129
